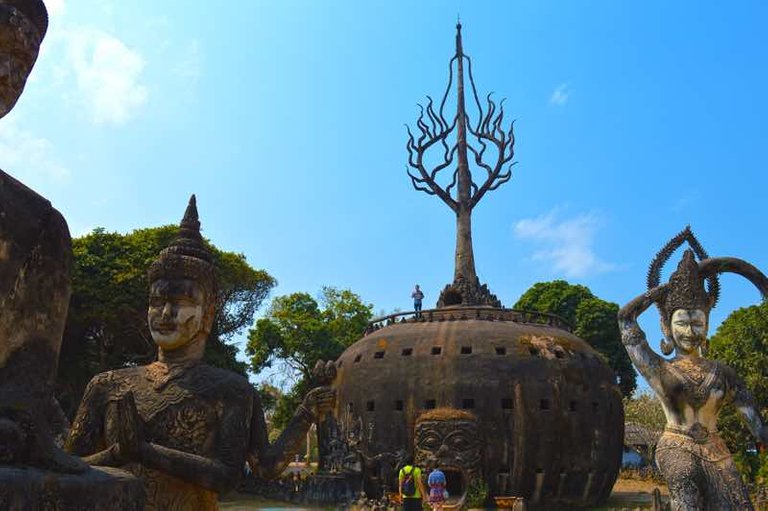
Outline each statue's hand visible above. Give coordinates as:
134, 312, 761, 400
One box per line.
303, 386, 336, 418
312, 360, 337, 385
114, 392, 143, 462
645, 285, 667, 303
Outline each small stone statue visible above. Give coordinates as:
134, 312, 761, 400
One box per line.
618, 227, 768, 511
67, 196, 334, 510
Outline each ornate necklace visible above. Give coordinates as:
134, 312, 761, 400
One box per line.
145, 361, 199, 391
669, 356, 717, 408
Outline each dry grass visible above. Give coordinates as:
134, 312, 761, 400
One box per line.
416, 407, 478, 422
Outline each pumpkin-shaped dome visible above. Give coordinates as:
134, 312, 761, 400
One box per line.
329, 307, 623, 509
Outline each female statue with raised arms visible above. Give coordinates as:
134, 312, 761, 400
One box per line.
618, 227, 768, 511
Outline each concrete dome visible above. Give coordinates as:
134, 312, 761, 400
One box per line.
330, 307, 623, 509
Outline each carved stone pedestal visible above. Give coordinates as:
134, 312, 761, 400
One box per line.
0, 466, 145, 511
300, 473, 357, 506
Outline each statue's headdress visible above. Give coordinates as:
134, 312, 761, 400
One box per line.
148, 195, 216, 296
647, 226, 719, 322
416, 407, 478, 424
644, 227, 768, 355
647, 226, 719, 354
5, 0, 48, 40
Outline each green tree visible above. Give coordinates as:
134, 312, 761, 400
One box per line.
623, 393, 666, 431
623, 392, 665, 464
709, 302, 768, 484
56, 226, 275, 418
247, 287, 373, 429
513, 280, 637, 397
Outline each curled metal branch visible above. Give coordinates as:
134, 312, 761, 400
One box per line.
405, 30, 515, 213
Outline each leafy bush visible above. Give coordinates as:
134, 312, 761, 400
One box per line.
464, 478, 488, 508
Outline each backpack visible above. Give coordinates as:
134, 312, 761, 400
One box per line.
402, 466, 416, 497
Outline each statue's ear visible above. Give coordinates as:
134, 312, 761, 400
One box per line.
659, 320, 674, 356
202, 299, 216, 334
699, 338, 709, 358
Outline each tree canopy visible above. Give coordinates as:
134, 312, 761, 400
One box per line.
513, 280, 637, 397
56, 226, 275, 418
247, 287, 373, 428
623, 393, 665, 465
709, 301, 768, 484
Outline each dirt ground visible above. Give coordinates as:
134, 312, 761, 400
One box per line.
221, 478, 673, 510
601, 477, 669, 508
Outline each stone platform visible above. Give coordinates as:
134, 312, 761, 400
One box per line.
0, 465, 145, 510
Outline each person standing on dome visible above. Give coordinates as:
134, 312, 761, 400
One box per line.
411, 285, 424, 318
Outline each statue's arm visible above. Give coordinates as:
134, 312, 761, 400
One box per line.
617, 289, 666, 392
726, 368, 768, 444
139, 442, 241, 493
247, 390, 315, 480
66, 376, 109, 459
66, 376, 142, 467
247, 386, 333, 479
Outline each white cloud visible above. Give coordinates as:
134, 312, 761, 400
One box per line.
549, 83, 570, 106
60, 27, 148, 125
514, 209, 615, 278
172, 40, 202, 96
0, 113, 69, 183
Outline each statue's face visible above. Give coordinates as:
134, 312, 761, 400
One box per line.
0, 4, 42, 118
148, 278, 209, 351
414, 417, 482, 483
670, 308, 708, 355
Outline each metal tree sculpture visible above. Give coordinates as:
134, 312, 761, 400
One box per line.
406, 23, 515, 307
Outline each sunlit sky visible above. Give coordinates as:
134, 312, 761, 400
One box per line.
9, 1, 768, 391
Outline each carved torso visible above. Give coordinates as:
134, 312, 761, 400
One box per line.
68, 362, 254, 511
658, 356, 726, 433
620, 317, 758, 510
100, 364, 226, 451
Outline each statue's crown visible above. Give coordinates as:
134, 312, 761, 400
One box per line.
647, 226, 719, 323
5, 0, 48, 39
148, 195, 215, 294
662, 249, 712, 318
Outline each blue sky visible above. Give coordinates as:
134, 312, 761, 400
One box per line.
9, 1, 768, 390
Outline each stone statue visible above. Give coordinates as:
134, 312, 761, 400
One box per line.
0, 0, 47, 117
67, 196, 334, 510
414, 408, 482, 501
1, 2, 146, 508
0, 1, 74, 471
618, 227, 768, 511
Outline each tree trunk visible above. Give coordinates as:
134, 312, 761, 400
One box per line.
454, 206, 477, 284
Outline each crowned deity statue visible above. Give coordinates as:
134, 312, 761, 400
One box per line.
66, 196, 334, 510
618, 227, 768, 510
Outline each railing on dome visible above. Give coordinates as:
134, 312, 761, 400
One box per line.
363, 307, 573, 336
